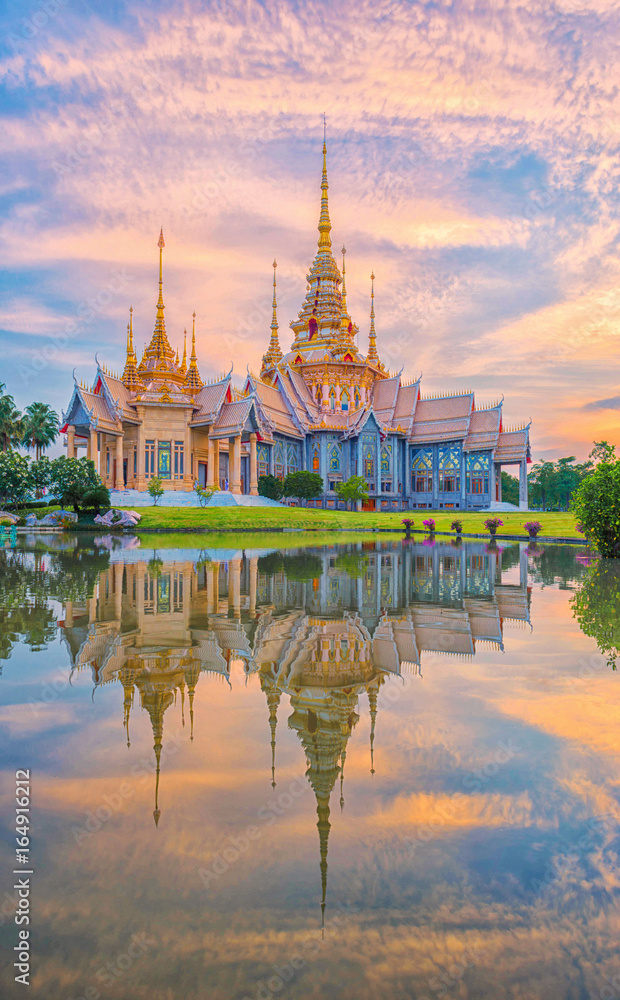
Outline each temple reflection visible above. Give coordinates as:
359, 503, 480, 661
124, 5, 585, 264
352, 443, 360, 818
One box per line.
56, 540, 530, 926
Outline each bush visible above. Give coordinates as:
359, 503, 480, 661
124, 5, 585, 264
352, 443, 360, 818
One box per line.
82, 483, 111, 514
0, 451, 30, 508
258, 475, 284, 501
524, 520, 543, 537
334, 476, 368, 510
484, 517, 503, 532
422, 518, 436, 532
195, 484, 217, 507
571, 459, 620, 557
283, 471, 323, 501
50, 456, 103, 512
451, 519, 463, 532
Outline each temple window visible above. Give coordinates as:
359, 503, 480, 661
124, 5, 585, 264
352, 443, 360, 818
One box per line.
309, 317, 318, 339
341, 389, 349, 411
145, 440, 155, 478
274, 440, 285, 479
173, 441, 184, 479
411, 447, 433, 493
354, 388, 361, 408
439, 445, 460, 493
312, 446, 320, 472
287, 443, 299, 472
381, 444, 391, 474
133, 447, 137, 477
158, 441, 171, 477
466, 452, 490, 493
258, 443, 269, 478
329, 388, 336, 411
329, 445, 341, 472
364, 448, 375, 478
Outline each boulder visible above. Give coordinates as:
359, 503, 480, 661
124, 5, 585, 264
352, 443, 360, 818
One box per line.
94, 509, 140, 528
0, 510, 19, 525
38, 509, 78, 527
25, 514, 38, 527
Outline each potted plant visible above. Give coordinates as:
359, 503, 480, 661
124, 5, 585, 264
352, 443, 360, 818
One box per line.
484, 517, 503, 536
451, 519, 463, 536
524, 520, 543, 539
422, 518, 436, 535
401, 518, 413, 540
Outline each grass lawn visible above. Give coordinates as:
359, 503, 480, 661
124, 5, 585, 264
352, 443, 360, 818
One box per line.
115, 505, 582, 539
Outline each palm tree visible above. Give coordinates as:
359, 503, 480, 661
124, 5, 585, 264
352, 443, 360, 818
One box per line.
22, 402, 59, 460
0, 385, 24, 452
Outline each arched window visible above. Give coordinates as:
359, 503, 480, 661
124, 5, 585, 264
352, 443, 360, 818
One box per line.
354, 388, 361, 409
329, 388, 336, 411
381, 445, 391, 474
341, 388, 349, 411
309, 317, 318, 340
312, 446, 320, 472
329, 445, 341, 472
466, 452, 489, 494
316, 386, 322, 406
411, 448, 433, 493
364, 447, 374, 478
439, 445, 461, 493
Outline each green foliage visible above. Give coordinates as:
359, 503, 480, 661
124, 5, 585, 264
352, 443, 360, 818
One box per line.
82, 483, 111, 514
571, 458, 620, 557
589, 440, 616, 465
572, 560, 620, 668
195, 483, 217, 507
334, 476, 368, 509
282, 471, 324, 501
282, 553, 323, 580
0, 450, 30, 507
500, 471, 519, 505
334, 551, 369, 578
50, 456, 103, 512
0, 384, 23, 452
258, 474, 284, 501
21, 402, 59, 460
147, 476, 165, 505
29, 456, 53, 497
257, 551, 284, 574
528, 456, 592, 511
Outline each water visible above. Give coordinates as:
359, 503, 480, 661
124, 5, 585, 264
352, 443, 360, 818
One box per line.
0, 533, 618, 1000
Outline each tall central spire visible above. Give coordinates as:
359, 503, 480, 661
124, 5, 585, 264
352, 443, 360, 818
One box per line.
141, 227, 176, 367
367, 271, 379, 364
261, 259, 283, 376
317, 114, 332, 252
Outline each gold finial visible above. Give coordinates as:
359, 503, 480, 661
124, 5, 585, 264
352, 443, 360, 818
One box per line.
317, 117, 331, 252
367, 271, 379, 364
185, 311, 203, 392
260, 258, 283, 375
179, 329, 187, 375
341, 245, 347, 311
122, 305, 143, 389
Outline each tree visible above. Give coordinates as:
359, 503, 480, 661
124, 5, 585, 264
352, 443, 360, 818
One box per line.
571, 458, 620, 557
0, 451, 30, 508
282, 471, 323, 502
572, 560, 620, 668
500, 471, 519, 506
82, 483, 111, 514
147, 476, 164, 505
528, 461, 557, 510
29, 457, 53, 498
50, 456, 103, 512
334, 551, 369, 578
334, 476, 368, 510
0, 385, 23, 452
195, 484, 217, 507
589, 440, 616, 466
258, 475, 284, 501
21, 402, 59, 460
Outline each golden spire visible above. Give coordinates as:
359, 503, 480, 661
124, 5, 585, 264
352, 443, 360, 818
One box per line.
139, 229, 177, 371
185, 312, 203, 392
317, 114, 331, 252
341, 245, 347, 314
369, 686, 378, 775
154, 228, 167, 358
179, 329, 187, 375
367, 271, 379, 364
261, 259, 283, 375
339, 748, 346, 811
122, 306, 143, 389
267, 685, 281, 790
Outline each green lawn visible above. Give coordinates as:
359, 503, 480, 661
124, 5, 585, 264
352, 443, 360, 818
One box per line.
114, 505, 582, 538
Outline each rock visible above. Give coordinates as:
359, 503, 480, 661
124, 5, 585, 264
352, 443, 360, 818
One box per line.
25, 514, 38, 527
0, 511, 20, 525
38, 509, 78, 527
94, 509, 140, 529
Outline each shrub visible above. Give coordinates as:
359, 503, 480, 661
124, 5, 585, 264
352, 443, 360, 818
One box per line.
0, 450, 30, 508
283, 471, 323, 501
258, 475, 284, 501
82, 483, 111, 514
50, 456, 103, 512
334, 476, 368, 510
571, 459, 620, 557
451, 519, 463, 532
422, 518, 436, 532
195, 484, 217, 507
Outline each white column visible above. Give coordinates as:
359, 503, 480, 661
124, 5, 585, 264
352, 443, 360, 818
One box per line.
250, 433, 258, 495
66, 425, 75, 459
115, 434, 125, 489
519, 459, 528, 510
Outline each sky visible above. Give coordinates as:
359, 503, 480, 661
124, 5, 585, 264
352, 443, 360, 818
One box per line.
1, 0, 620, 461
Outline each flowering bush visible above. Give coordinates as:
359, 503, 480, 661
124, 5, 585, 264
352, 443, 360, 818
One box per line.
484, 517, 503, 532
401, 518, 414, 528
451, 519, 463, 532
422, 518, 436, 532
524, 520, 543, 536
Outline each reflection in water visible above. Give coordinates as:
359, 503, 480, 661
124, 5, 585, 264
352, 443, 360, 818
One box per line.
0, 535, 617, 1000
55, 539, 530, 927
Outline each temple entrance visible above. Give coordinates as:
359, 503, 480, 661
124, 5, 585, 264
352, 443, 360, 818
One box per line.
362, 499, 376, 512
198, 462, 207, 487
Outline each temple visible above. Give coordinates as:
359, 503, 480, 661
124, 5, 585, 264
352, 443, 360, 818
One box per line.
61, 134, 531, 511
58, 539, 531, 923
